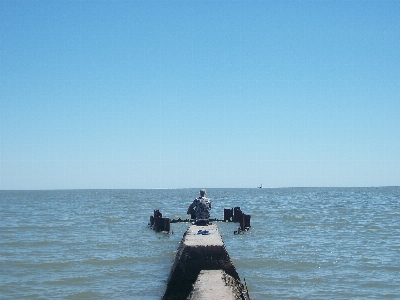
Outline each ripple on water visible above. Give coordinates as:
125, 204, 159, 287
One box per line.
1, 188, 399, 299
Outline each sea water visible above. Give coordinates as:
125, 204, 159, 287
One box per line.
0, 188, 399, 299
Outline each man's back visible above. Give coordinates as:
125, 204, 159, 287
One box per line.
193, 197, 211, 220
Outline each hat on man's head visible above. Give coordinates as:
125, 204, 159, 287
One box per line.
200, 189, 206, 196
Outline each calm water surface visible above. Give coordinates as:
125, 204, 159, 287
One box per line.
1, 188, 399, 299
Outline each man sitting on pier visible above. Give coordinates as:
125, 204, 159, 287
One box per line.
187, 189, 211, 225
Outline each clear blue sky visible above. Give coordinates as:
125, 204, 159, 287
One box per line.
1, 0, 399, 189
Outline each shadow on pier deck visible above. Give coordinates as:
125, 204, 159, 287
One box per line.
163, 224, 250, 300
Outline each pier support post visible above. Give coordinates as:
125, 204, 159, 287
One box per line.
150, 210, 170, 232
153, 217, 170, 232
224, 208, 233, 222
233, 207, 242, 223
